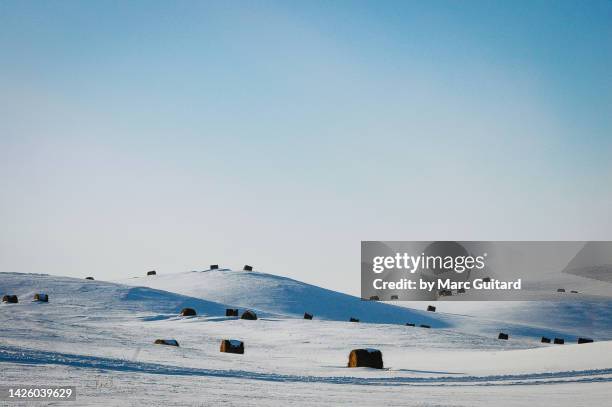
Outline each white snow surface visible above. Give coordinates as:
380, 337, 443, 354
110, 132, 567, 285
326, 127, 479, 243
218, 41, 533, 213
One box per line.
120, 269, 450, 326
1, 271, 611, 406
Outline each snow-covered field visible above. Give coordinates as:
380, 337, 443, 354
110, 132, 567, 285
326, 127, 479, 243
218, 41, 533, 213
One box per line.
1, 270, 611, 406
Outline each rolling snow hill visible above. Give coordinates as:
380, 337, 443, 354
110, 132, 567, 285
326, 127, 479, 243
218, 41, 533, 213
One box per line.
1, 271, 612, 406
119, 269, 448, 326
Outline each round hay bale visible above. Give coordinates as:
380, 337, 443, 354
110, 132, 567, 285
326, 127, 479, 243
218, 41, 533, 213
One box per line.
557, 288, 566, 293
348, 349, 383, 369
240, 310, 257, 320
33, 293, 48, 302
147, 270, 156, 276
303, 312, 313, 320
220, 339, 244, 354
541, 337, 551, 343
225, 308, 239, 317
180, 308, 197, 316
349, 317, 359, 322
243, 265, 253, 271
427, 305, 436, 312
554, 338, 565, 345
577, 337, 593, 344
420, 324, 431, 329
2, 295, 18, 304
210, 264, 219, 270
369, 295, 379, 301
390, 295, 399, 300
498, 332, 509, 340
154, 339, 179, 347
85, 277, 94, 280
406, 323, 415, 327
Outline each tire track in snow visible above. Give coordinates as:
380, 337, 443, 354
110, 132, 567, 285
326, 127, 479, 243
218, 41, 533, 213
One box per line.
1, 345, 611, 387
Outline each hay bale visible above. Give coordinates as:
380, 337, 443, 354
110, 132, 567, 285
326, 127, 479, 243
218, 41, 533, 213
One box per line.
303, 312, 313, 320
33, 293, 48, 302
225, 308, 239, 317
85, 277, 94, 280
570, 290, 579, 294
557, 288, 565, 293
147, 270, 156, 276
349, 317, 359, 322
2, 295, 18, 304
241, 310, 257, 320
482, 277, 491, 283
347, 349, 383, 369
243, 265, 253, 271
180, 308, 197, 316
210, 264, 219, 270
154, 339, 179, 347
541, 337, 551, 343
498, 332, 509, 340
420, 324, 431, 329
427, 305, 436, 312
406, 323, 415, 327
577, 337, 593, 344
390, 295, 399, 300
554, 338, 565, 345
369, 295, 379, 301
220, 339, 244, 354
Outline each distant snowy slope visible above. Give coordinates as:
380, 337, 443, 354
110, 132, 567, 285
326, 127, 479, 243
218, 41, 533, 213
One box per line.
0, 272, 235, 317
120, 269, 448, 327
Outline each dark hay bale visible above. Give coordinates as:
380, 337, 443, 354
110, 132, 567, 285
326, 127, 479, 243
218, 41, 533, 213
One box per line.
554, 338, 565, 345
2, 295, 18, 304
243, 265, 253, 271
369, 295, 379, 301
390, 295, 399, 300
541, 337, 551, 343
154, 339, 179, 347
457, 288, 466, 294
147, 270, 156, 276
220, 339, 244, 354
482, 277, 491, 283
406, 323, 415, 327
210, 264, 219, 270
557, 288, 565, 293
420, 324, 431, 329
85, 277, 94, 280
33, 293, 48, 302
225, 308, 239, 317
498, 333, 509, 340
439, 290, 452, 297
348, 349, 383, 369
241, 310, 257, 320
570, 290, 579, 294
578, 337, 594, 344
349, 317, 359, 323
427, 305, 436, 312
180, 308, 197, 316
304, 312, 313, 320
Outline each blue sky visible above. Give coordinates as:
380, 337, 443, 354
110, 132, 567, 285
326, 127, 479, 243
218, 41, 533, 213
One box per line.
1, 1, 611, 294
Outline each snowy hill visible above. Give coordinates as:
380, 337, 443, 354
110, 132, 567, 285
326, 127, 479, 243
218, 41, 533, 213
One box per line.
2, 271, 612, 406
119, 269, 448, 326
0, 272, 237, 317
